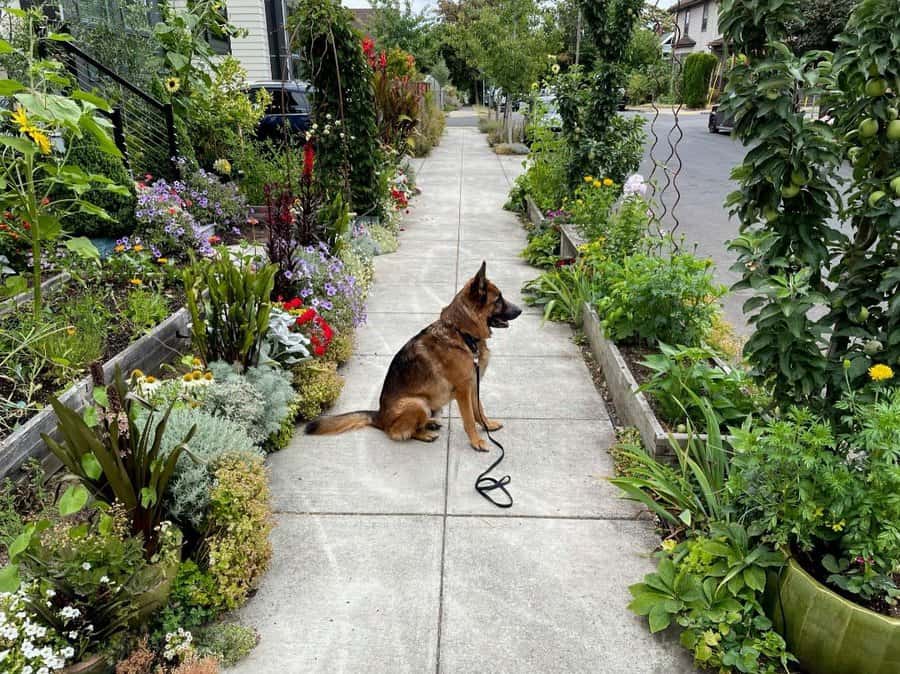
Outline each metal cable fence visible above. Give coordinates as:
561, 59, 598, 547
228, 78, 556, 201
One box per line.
42, 39, 177, 180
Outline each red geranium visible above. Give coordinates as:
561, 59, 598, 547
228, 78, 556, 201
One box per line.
296, 307, 334, 356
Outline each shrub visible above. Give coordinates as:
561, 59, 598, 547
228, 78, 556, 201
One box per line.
681, 52, 719, 108
150, 407, 261, 530
206, 361, 296, 445
59, 133, 137, 238
233, 140, 290, 205
594, 250, 725, 346
292, 360, 345, 420
411, 89, 446, 157
184, 249, 277, 370
639, 342, 768, 430
265, 398, 301, 452
626, 70, 653, 105
570, 175, 619, 240
156, 560, 220, 635
205, 454, 273, 611
521, 227, 560, 269
325, 332, 355, 365
509, 120, 569, 212
195, 623, 258, 667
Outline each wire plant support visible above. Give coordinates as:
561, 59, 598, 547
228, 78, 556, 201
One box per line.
645, 0, 685, 248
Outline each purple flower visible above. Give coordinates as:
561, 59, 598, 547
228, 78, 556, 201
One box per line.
324, 283, 336, 296
301, 287, 313, 298
284, 270, 294, 280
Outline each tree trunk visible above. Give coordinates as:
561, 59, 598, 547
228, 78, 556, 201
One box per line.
505, 102, 512, 144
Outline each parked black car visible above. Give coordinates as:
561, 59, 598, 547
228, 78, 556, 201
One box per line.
247, 80, 314, 143
708, 103, 734, 134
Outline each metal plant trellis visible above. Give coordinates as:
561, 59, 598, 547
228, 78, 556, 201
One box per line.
645, 0, 686, 245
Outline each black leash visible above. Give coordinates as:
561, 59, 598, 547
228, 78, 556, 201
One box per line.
459, 330, 513, 509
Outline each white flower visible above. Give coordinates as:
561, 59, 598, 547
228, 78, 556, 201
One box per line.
99, 576, 110, 584
62, 646, 75, 659
45, 589, 56, 598
81, 562, 91, 571
623, 173, 648, 198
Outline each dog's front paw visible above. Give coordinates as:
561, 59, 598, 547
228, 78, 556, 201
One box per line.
481, 418, 503, 432
470, 436, 489, 452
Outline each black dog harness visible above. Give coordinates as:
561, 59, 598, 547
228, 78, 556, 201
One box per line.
459, 330, 513, 509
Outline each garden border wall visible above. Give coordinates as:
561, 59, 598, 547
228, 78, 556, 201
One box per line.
0, 308, 191, 479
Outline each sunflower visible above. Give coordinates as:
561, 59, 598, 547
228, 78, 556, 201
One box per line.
164, 77, 181, 94
28, 129, 52, 155
869, 364, 894, 382
11, 106, 30, 132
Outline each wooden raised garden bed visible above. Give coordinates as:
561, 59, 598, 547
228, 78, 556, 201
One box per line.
525, 195, 546, 228
559, 224, 585, 259
0, 307, 191, 479
0, 272, 71, 318
582, 302, 731, 458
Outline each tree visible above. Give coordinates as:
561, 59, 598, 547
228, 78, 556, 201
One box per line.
786, 0, 856, 53
369, 0, 439, 71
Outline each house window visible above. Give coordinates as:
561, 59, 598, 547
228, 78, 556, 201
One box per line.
683, 8, 690, 35
701, 2, 709, 31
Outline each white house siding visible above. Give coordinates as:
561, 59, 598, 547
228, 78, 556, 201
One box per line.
225, 0, 272, 81
672, 0, 722, 58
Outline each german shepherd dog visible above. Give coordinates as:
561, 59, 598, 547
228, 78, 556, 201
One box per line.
305, 262, 522, 451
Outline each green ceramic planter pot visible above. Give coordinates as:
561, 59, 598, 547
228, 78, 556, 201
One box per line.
765, 556, 900, 674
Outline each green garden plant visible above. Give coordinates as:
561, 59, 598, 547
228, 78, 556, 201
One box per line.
41, 366, 195, 558
681, 52, 719, 108
125, 287, 172, 335
639, 342, 768, 430
0, 9, 130, 314
520, 227, 561, 269
184, 250, 277, 370
628, 524, 792, 673
522, 263, 595, 324
594, 249, 725, 347
611, 400, 730, 530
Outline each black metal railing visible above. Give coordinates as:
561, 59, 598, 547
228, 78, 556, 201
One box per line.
41, 39, 178, 180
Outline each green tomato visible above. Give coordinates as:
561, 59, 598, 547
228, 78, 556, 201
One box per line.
857, 307, 870, 323
868, 190, 886, 208
859, 118, 879, 138
781, 184, 801, 199
887, 119, 900, 141
791, 170, 807, 186
865, 78, 888, 97
848, 147, 862, 164
891, 176, 900, 197
888, 107, 899, 121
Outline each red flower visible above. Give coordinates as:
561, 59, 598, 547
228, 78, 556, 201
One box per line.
303, 143, 315, 179
555, 257, 576, 267
41, 196, 50, 206
296, 308, 316, 325
362, 37, 375, 57
281, 297, 303, 311
208, 235, 221, 245
378, 52, 387, 69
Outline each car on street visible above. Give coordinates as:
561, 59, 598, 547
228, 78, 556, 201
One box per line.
247, 80, 314, 143
708, 102, 734, 134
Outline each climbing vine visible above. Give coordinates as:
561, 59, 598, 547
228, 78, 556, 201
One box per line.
290, 0, 381, 217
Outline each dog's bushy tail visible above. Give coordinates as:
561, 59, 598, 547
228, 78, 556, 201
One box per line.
305, 410, 378, 436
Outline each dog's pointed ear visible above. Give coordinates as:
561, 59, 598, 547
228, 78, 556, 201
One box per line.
469, 261, 487, 301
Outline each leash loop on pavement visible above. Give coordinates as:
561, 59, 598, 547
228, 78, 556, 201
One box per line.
473, 362, 513, 509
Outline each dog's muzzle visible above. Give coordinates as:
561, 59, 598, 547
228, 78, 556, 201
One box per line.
489, 301, 522, 329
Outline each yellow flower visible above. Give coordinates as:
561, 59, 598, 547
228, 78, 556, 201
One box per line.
213, 158, 232, 175
157, 257, 168, 264
164, 77, 181, 94
830, 520, 846, 532
551, 64, 560, 74
603, 178, 614, 187
132, 244, 144, 252
204, 371, 214, 381
28, 129, 52, 155
191, 371, 203, 381
66, 326, 77, 336
192, 357, 202, 366
182, 373, 193, 382
129, 278, 142, 286
813, 506, 824, 518
132, 369, 145, 378
583, 176, 594, 183
592, 179, 602, 188
145, 375, 157, 384
11, 106, 30, 131
660, 539, 676, 553
114, 244, 125, 253
869, 364, 894, 382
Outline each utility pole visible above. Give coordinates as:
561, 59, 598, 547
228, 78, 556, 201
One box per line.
575, 8, 582, 66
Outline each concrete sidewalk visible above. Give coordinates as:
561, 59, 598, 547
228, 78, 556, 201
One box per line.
228, 128, 695, 674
